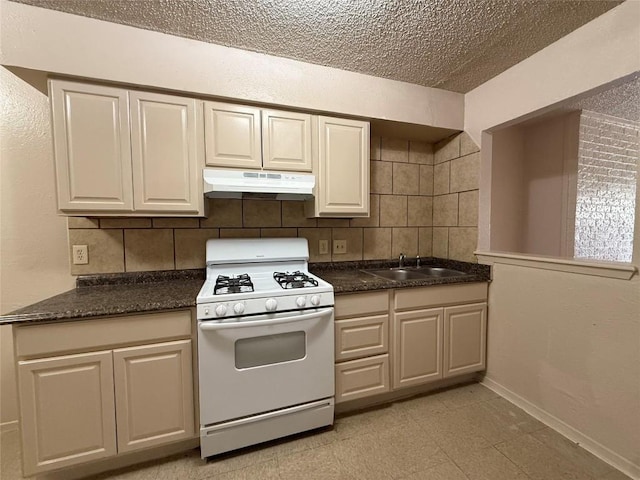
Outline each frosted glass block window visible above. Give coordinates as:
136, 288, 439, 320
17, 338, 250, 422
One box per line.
574, 111, 638, 262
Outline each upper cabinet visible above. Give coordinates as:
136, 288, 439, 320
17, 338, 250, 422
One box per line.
50, 80, 368, 218
306, 116, 370, 217
50, 80, 204, 216
204, 101, 312, 172
51, 81, 134, 212
261, 109, 313, 172
129, 91, 203, 213
203, 102, 262, 169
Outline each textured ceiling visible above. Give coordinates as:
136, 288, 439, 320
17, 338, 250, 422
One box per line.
11, 0, 622, 93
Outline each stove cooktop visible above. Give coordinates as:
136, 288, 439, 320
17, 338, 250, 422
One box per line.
273, 271, 319, 290
196, 237, 334, 319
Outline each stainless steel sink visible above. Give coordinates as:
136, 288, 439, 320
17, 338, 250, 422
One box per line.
362, 266, 468, 281
363, 268, 429, 281
412, 266, 468, 277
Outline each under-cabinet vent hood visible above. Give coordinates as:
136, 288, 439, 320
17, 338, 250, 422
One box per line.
203, 168, 315, 200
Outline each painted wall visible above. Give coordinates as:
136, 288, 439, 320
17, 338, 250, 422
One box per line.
486, 264, 640, 474
465, 2, 640, 476
0, 0, 463, 133
0, 67, 75, 426
489, 127, 525, 252
489, 114, 577, 257
521, 113, 579, 257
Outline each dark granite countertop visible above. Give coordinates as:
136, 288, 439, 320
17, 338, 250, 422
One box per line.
1, 270, 205, 326
1, 259, 489, 326
310, 258, 490, 294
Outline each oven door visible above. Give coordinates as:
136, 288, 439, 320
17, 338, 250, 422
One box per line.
198, 307, 334, 426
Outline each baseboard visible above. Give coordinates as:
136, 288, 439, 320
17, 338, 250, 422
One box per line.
0, 420, 18, 433
481, 377, 640, 480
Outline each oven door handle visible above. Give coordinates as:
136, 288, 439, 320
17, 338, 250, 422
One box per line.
198, 307, 334, 330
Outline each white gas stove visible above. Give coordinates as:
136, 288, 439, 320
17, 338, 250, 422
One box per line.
196, 238, 334, 319
196, 238, 335, 458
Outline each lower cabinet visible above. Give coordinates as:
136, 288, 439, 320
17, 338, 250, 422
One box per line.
443, 303, 487, 378
18, 351, 117, 474
393, 307, 443, 389
334, 283, 488, 405
15, 311, 195, 476
113, 341, 194, 453
392, 284, 488, 391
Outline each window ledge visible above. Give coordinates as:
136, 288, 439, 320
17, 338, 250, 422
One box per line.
475, 251, 638, 280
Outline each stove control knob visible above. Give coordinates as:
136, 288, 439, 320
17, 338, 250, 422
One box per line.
233, 303, 245, 315
215, 304, 227, 317
296, 296, 307, 307
204, 307, 210, 316
265, 298, 278, 312
310, 295, 321, 306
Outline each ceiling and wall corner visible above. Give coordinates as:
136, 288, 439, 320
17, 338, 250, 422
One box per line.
466, 0, 640, 253
464, 0, 640, 146
0, 0, 464, 140
9, 0, 622, 93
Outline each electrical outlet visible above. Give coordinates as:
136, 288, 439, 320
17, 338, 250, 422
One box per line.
319, 239, 329, 255
333, 239, 347, 254
72, 245, 89, 265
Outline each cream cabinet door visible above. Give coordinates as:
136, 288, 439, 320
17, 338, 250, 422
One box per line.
311, 116, 369, 217
113, 340, 195, 453
130, 92, 204, 213
204, 101, 262, 169
50, 80, 133, 212
18, 351, 116, 476
392, 308, 443, 389
262, 109, 312, 172
443, 303, 487, 378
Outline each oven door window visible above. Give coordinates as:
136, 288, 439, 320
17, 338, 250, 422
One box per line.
235, 331, 306, 369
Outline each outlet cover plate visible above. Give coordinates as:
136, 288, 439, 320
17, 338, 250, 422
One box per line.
72, 245, 89, 265
333, 240, 347, 254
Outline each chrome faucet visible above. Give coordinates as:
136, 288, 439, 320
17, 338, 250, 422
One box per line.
416, 255, 421, 267
399, 253, 406, 268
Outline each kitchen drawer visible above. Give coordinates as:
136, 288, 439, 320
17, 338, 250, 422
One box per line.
15, 310, 192, 358
393, 283, 487, 311
335, 291, 389, 319
335, 354, 390, 403
335, 314, 388, 361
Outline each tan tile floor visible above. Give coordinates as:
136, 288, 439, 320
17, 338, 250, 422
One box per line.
1, 383, 633, 480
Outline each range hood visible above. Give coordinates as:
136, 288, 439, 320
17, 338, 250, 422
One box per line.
203, 168, 315, 200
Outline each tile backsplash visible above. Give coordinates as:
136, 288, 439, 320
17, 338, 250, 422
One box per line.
68, 133, 480, 275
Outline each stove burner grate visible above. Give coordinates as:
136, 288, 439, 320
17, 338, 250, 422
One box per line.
273, 271, 319, 289
214, 274, 254, 295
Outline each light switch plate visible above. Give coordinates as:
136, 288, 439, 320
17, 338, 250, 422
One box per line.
333, 240, 347, 254
319, 240, 329, 255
